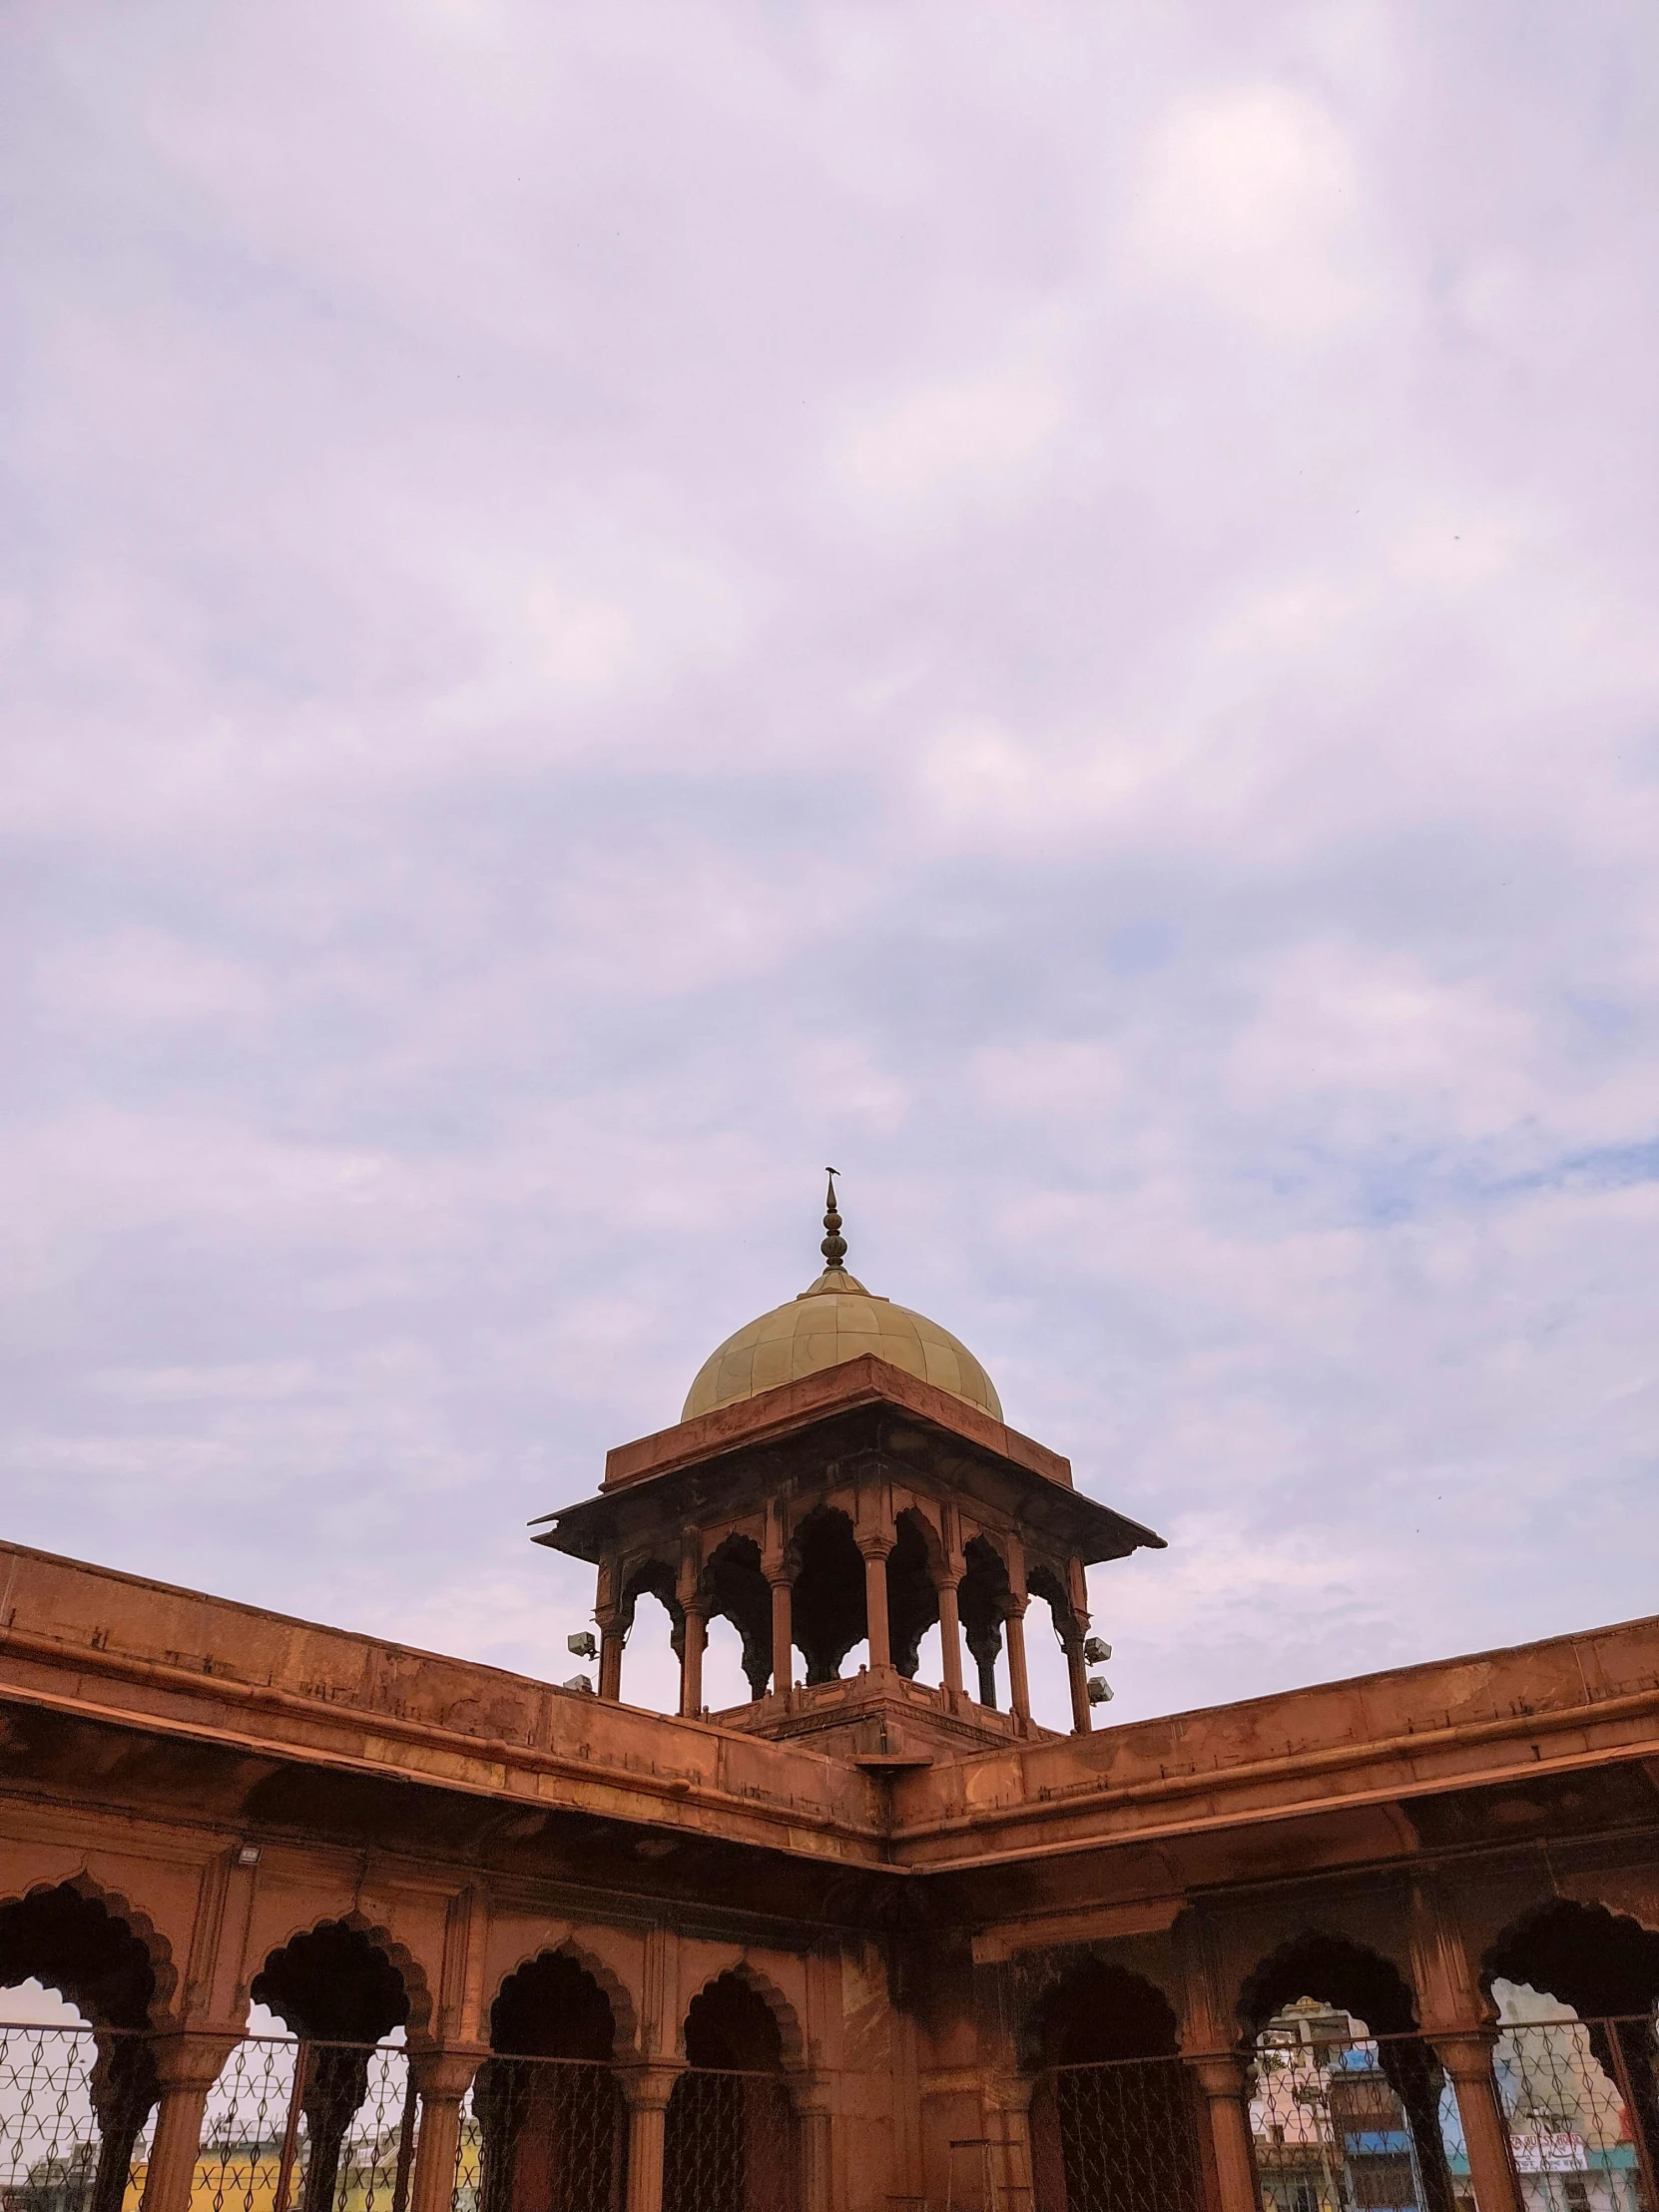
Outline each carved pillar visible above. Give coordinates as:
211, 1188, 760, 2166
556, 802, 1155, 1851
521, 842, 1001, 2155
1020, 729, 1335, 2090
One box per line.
859, 1537, 893, 1671
300, 2044, 373, 2212
139, 2036, 237, 2212
675, 1528, 705, 1719
593, 1551, 626, 1703
769, 1575, 795, 1700
620, 2063, 682, 2212
1065, 1558, 1094, 1736
1063, 1633, 1091, 1734
796, 2082, 834, 2212
408, 2050, 480, 2212
984, 2074, 1036, 2212
935, 1573, 965, 1700
1189, 2054, 1260, 2212
1003, 1597, 1032, 1727
89, 2035, 159, 2212
1430, 2032, 1523, 2212
678, 1605, 707, 1717
597, 1614, 625, 1702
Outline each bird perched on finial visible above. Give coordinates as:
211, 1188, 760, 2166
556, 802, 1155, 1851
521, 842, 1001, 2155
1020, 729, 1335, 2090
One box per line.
821, 1168, 847, 1272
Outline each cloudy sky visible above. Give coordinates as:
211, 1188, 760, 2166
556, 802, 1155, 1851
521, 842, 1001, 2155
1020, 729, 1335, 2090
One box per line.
4, 1, 1658, 1735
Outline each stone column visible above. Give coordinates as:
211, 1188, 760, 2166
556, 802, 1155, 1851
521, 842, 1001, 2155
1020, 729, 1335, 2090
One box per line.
1430, 2031, 1523, 2212
595, 1600, 626, 1702
769, 1575, 795, 1701
89, 2035, 159, 2212
935, 1575, 965, 1700
1063, 1634, 1092, 1735
1189, 2055, 1261, 2212
795, 2082, 834, 2212
678, 1605, 707, 1717
1003, 1597, 1033, 1727
984, 2074, 1037, 2212
139, 2035, 237, 2212
407, 2050, 480, 2212
620, 2063, 683, 2212
859, 1537, 893, 1671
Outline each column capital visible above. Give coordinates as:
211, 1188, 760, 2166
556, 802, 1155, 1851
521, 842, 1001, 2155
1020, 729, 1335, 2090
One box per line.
617, 2058, 686, 2112
408, 2047, 485, 2099
1188, 2051, 1254, 2102
147, 2034, 240, 2092
1427, 2026, 1501, 2081
790, 2070, 836, 2118
855, 1532, 895, 1562
983, 2071, 1036, 2117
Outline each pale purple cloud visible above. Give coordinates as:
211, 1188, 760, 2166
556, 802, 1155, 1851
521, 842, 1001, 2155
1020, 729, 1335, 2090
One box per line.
3, 1, 1658, 1731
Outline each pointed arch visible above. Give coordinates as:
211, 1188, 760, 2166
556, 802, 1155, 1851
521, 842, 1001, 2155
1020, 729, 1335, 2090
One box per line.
788, 1506, 864, 1685
486, 1936, 639, 2060
959, 1534, 1011, 1709
252, 1912, 433, 2044
1239, 1927, 1459, 2212
1026, 1958, 1205, 2212
1236, 1925, 1420, 2038
888, 1509, 943, 1681
1027, 1560, 1080, 1643
1025, 1955, 1182, 2071
678, 1958, 805, 2071
0, 1873, 177, 2028
620, 1556, 686, 1656
699, 1535, 773, 1700
1485, 1897, 1659, 2018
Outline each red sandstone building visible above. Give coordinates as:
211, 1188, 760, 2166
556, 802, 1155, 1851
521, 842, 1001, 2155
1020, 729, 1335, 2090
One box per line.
3, 1195, 1658, 2212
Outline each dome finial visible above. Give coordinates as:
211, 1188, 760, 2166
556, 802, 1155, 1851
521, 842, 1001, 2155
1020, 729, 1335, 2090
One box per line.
821, 1168, 848, 1272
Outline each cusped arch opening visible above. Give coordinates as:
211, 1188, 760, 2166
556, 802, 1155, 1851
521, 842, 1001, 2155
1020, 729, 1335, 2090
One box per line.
888, 1510, 943, 1682
253, 1917, 414, 2045
681, 1966, 799, 2072
1238, 1929, 1420, 2040
489, 1948, 620, 2063
1486, 1898, 1659, 2020
1031, 1958, 1180, 2069
789, 1506, 865, 1686
959, 1535, 1011, 1711
0, 1878, 168, 2032
1240, 1931, 1462, 2212
700, 1536, 773, 1703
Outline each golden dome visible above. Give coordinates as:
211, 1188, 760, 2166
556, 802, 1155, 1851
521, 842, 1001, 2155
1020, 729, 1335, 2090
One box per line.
683, 1265, 1003, 1422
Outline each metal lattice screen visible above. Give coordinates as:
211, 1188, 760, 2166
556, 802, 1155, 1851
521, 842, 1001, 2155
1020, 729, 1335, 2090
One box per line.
1495, 2015, 1657, 2212
0, 2028, 416, 2212
1031, 2018, 1659, 2212
1251, 2028, 1464, 2212
452, 2055, 626, 2212
0, 2023, 156, 2212
1031, 2054, 1208, 2212
662, 2069, 797, 2212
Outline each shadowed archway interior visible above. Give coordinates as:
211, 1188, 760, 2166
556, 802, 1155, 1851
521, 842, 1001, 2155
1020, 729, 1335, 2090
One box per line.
253, 1923, 411, 2212
790, 1506, 866, 1686
478, 1952, 624, 2212
1029, 1962, 1201, 2212
0, 1885, 161, 2212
